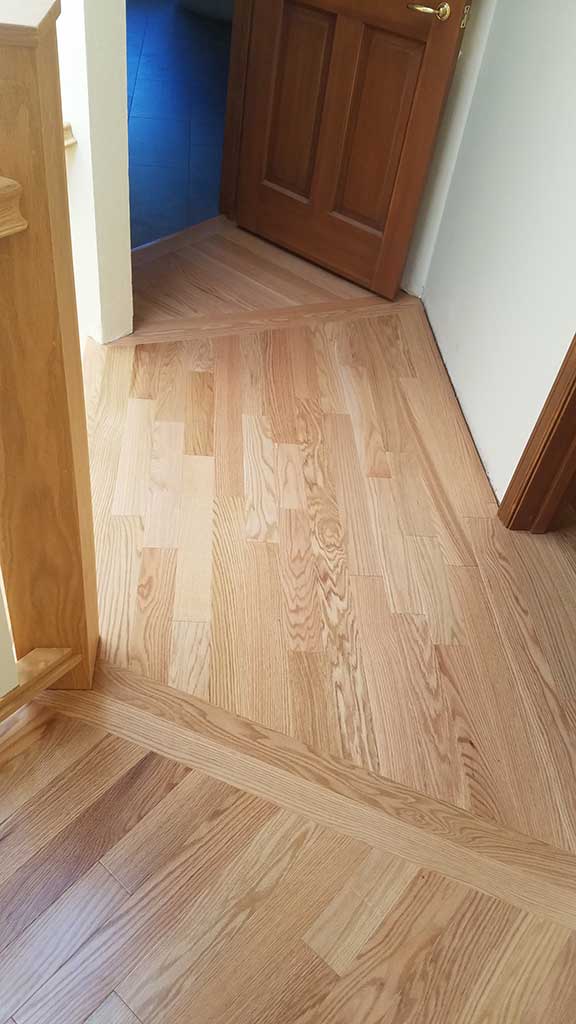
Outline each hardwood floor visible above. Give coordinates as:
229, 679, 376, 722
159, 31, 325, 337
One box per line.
93, 219, 576, 851
2, 697, 576, 1023
2, 217, 576, 1020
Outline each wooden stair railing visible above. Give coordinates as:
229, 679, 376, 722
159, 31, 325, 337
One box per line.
0, 0, 98, 709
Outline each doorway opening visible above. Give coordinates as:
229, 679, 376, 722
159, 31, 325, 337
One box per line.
127, 0, 232, 248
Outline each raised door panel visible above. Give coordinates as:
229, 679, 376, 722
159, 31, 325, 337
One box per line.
266, 3, 335, 200
332, 27, 423, 230
237, 0, 469, 297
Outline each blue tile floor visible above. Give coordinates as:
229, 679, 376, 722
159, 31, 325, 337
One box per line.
127, 0, 231, 248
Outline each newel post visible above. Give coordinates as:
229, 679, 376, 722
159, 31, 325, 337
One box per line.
0, 1, 99, 688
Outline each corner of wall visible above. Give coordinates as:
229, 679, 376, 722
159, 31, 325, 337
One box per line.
401, 0, 499, 298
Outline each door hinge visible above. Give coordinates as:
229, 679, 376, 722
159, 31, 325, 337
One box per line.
461, 4, 471, 29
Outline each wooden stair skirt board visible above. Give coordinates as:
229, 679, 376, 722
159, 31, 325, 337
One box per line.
38, 663, 576, 933
0, 648, 81, 725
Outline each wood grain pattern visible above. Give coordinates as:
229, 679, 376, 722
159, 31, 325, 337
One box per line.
85, 238, 576, 866
0, 13, 98, 689
4, 692, 576, 1020
38, 671, 576, 932
3, 205, 576, 1019
0, 649, 81, 726
0, 176, 27, 238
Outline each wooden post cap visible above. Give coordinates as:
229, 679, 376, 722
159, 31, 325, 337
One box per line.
0, 177, 28, 239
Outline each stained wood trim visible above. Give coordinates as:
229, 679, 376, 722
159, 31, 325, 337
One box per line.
0, 648, 81, 724
38, 663, 576, 931
499, 334, 576, 533
0, 177, 27, 238
220, 0, 254, 218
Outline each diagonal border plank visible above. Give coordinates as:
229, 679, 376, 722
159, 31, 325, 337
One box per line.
37, 664, 576, 932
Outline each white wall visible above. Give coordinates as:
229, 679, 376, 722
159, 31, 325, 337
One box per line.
411, 0, 576, 499
58, 0, 133, 345
402, 0, 498, 297
0, 577, 16, 698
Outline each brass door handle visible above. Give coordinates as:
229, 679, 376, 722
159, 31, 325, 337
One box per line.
407, 2, 451, 20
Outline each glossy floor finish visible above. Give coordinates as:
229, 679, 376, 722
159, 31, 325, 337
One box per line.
3, 699, 576, 1024
127, 0, 230, 246
90, 217, 576, 855
3, 219, 576, 1021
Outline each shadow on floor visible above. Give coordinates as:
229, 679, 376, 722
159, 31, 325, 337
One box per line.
127, 0, 231, 248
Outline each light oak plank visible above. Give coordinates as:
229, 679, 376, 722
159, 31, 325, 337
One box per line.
351, 575, 465, 806
324, 413, 381, 576
305, 849, 419, 975
38, 670, 576, 931
130, 548, 177, 685
98, 517, 144, 669
184, 371, 214, 456
214, 336, 244, 498
239, 333, 265, 415
288, 653, 342, 759
279, 510, 323, 653
169, 621, 210, 697
0, 749, 188, 953
84, 993, 140, 1024
0, 710, 105, 825
101, 772, 238, 893
243, 414, 278, 542
174, 502, 213, 622
144, 420, 184, 548
119, 815, 362, 1024
0, 734, 145, 889
298, 400, 380, 772
13, 788, 276, 1024
210, 497, 248, 715
0, 863, 126, 1021
277, 442, 307, 510
340, 363, 390, 478
264, 329, 299, 443
111, 399, 153, 517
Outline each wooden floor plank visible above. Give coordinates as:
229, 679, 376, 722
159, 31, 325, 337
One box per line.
13, 785, 277, 1024
38, 672, 576, 931
0, 864, 126, 1021
0, 746, 187, 952
279, 510, 323, 654
214, 336, 244, 498
130, 548, 177, 686
0, 709, 106, 825
84, 993, 141, 1024
7, 225, 576, 1023
111, 399, 154, 518
243, 414, 278, 543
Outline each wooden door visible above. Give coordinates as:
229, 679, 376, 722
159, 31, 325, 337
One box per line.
236, 0, 470, 298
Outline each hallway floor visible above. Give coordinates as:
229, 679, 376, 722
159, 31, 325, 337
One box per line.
127, 0, 231, 247
2, 218, 576, 1021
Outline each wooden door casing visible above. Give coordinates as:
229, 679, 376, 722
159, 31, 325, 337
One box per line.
236, 0, 469, 298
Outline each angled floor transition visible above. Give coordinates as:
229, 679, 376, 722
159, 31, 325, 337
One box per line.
1, 215, 576, 1022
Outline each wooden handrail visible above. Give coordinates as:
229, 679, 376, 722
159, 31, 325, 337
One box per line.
0, 177, 27, 238
0, 648, 82, 725
0, 0, 98, 694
